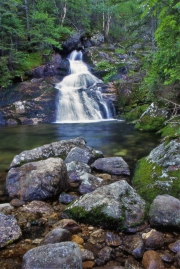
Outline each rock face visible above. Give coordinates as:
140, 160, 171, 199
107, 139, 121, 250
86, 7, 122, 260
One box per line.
29, 54, 70, 78
6, 158, 69, 201
0, 77, 59, 125
65, 180, 146, 230
62, 32, 104, 53
91, 157, 130, 175
21, 242, 83, 269
149, 195, 180, 228
135, 102, 169, 131
133, 139, 180, 202
0, 212, 22, 248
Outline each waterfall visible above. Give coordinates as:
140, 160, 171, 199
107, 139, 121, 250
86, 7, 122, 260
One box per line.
55, 50, 113, 122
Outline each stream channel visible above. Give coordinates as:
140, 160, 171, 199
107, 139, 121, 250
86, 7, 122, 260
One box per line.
0, 120, 160, 189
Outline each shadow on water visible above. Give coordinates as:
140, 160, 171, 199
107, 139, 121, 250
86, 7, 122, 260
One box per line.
0, 120, 160, 186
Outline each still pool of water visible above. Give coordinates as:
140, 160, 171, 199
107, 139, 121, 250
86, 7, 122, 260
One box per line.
0, 120, 160, 185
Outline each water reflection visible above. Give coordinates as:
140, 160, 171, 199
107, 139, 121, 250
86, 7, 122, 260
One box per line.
0, 120, 160, 184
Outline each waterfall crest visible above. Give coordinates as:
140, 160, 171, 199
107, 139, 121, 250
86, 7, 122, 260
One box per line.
55, 50, 113, 122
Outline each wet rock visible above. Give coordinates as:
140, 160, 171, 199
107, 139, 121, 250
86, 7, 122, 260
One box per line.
9, 137, 87, 168
91, 157, 130, 175
83, 242, 100, 258
0, 78, 58, 125
169, 240, 180, 253
21, 242, 83, 269
59, 193, 77, 204
0, 203, 14, 214
142, 229, 164, 249
175, 251, 180, 267
149, 195, 180, 228
125, 256, 144, 269
65, 146, 103, 165
105, 232, 122, 247
30, 54, 70, 78
95, 246, 113, 265
89, 229, 105, 244
82, 261, 95, 269
0, 212, 22, 248
53, 219, 82, 234
159, 251, 174, 263
142, 250, 165, 269
21, 200, 54, 214
66, 160, 104, 193
123, 235, 145, 258
81, 249, 94, 261
66, 161, 91, 188
40, 228, 71, 245
72, 235, 84, 245
65, 180, 146, 230
10, 199, 25, 207
6, 158, 69, 201
79, 173, 104, 194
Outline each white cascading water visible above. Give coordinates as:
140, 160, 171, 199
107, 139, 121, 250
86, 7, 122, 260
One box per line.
55, 50, 112, 122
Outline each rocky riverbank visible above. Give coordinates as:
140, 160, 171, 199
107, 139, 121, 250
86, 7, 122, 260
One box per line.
0, 137, 179, 269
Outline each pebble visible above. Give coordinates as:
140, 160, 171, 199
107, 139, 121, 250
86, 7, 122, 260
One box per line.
169, 240, 180, 253
142, 250, 165, 269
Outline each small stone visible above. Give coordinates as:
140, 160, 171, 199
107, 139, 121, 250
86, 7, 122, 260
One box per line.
88, 226, 94, 231
82, 261, 95, 269
105, 232, 122, 247
142, 250, 165, 269
32, 239, 42, 245
159, 251, 174, 263
21, 200, 54, 214
169, 240, 180, 253
0, 203, 14, 214
90, 229, 105, 243
96, 246, 112, 265
72, 235, 84, 245
175, 251, 180, 267
10, 198, 25, 207
24, 239, 32, 244
142, 229, 164, 249
53, 219, 82, 234
96, 173, 111, 181
59, 193, 77, 204
40, 228, 71, 245
81, 249, 94, 261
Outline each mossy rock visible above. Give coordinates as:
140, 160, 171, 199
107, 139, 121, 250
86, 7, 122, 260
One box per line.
158, 121, 180, 140
125, 104, 149, 122
135, 103, 168, 132
133, 157, 180, 203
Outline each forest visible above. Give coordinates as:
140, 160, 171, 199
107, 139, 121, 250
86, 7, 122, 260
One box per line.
0, 0, 179, 105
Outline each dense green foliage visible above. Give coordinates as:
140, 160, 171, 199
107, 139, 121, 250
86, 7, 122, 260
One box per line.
0, 0, 180, 107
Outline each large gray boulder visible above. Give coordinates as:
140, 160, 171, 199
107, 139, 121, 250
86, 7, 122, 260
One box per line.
149, 195, 180, 228
0, 212, 22, 248
91, 157, 130, 175
10, 137, 102, 168
6, 157, 69, 201
65, 180, 146, 230
65, 147, 103, 165
22, 242, 82, 269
